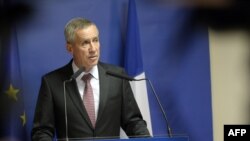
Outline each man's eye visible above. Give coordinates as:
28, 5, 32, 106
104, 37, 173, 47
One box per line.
82, 41, 89, 45
93, 38, 99, 42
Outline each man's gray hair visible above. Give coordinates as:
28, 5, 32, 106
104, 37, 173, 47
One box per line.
64, 17, 96, 44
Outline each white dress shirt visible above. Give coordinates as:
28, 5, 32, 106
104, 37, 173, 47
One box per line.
72, 61, 100, 119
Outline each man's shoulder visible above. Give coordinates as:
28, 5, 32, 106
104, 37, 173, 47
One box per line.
42, 62, 72, 80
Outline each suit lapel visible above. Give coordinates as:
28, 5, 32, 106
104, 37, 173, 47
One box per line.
96, 64, 110, 124
66, 80, 93, 128
63, 62, 93, 129
64, 62, 111, 128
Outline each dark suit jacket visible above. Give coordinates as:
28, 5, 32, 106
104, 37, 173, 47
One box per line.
32, 61, 149, 141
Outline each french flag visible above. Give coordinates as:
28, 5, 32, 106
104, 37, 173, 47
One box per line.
120, 0, 153, 138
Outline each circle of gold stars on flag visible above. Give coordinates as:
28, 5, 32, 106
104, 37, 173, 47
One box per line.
4, 84, 27, 126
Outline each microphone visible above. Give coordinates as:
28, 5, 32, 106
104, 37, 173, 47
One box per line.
69, 66, 85, 81
106, 70, 173, 138
106, 71, 137, 81
63, 67, 84, 141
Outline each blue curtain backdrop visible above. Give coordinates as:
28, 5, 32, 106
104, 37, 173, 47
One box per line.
2, 0, 213, 141
0, 27, 28, 140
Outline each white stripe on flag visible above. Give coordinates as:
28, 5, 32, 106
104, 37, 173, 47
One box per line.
131, 72, 153, 135
120, 72, 153, 138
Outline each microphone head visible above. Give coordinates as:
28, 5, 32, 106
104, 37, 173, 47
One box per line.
71, 66, 85, 80
106, 70, 136, 81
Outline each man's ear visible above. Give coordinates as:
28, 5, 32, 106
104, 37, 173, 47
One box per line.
66, 43, 73, 54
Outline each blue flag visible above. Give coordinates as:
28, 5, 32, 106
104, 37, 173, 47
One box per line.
0, 28, 28, 141
123, 0, 213, 140
123, 0, 153, 137
124, 0, 143, 77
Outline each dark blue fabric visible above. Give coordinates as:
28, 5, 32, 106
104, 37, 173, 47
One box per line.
124, 0, 143, 77
0, 28, 28, 140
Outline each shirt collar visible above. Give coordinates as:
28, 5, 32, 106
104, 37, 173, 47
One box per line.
72, 61, 99, 80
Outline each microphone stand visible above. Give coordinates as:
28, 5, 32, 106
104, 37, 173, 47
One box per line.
106, 71, 173, 137
63, 80, 70, 141
133, 78, 172, 137
62, 67, 84, 141
147, 79, 172, 137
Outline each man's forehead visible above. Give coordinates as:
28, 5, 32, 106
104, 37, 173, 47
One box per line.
76, 25, 98, 33
75, 27, 99, 39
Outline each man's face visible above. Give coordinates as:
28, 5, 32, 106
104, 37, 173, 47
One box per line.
67, 25, 100, 71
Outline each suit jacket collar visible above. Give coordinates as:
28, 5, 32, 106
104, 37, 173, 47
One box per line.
63, 61, 93, 129
96, 63, 110, 125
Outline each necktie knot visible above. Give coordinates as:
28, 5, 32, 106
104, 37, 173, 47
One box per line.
82, 73, 92, 82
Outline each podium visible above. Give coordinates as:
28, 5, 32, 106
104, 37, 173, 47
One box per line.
60, 137, 188, 141
99, 137, 188, 141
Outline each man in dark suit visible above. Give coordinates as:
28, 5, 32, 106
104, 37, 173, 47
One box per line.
31, 17, 150, 141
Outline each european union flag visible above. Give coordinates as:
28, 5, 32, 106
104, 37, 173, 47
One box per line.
0, 27, 28, 141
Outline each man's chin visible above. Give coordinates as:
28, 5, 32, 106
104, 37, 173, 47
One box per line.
90, 60, 98, 65
85, 63, 97, 70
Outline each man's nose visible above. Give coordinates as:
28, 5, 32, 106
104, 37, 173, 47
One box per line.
89, 42, 96, 52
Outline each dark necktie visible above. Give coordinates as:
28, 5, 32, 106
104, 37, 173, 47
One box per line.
82, 73, 95, 128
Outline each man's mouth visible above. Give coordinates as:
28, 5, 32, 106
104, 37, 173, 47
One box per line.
89, 56, 98, 60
